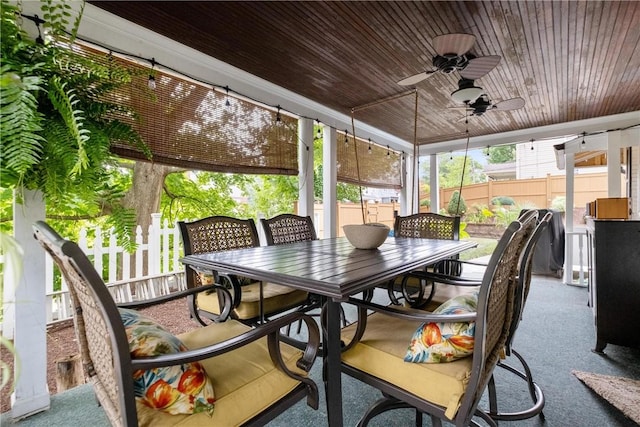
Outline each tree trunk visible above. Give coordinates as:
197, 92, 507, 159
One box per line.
122, 162, 171, 276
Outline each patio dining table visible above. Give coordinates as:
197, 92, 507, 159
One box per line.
180, 235, 476, 426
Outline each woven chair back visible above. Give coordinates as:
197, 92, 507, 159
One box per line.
34, 221, 137, 427
261, 214, 317, 245
394, 213, 460, 240
178, 216, 260, 288
458, 213, 537, 423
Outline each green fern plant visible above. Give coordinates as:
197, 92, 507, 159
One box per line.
0, 0, 150, 250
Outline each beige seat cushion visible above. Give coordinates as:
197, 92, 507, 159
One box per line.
341, 312, 473, 420
136, 320, 307, 426
196, 282, 309, 319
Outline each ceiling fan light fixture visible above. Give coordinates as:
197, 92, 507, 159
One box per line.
451, 85, 483, 104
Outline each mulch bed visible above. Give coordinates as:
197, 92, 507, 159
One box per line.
1, 297, 198, 414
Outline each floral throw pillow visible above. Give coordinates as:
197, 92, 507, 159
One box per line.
404, 293, 478, 363
119, 308, 216, 416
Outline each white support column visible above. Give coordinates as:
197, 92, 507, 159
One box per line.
430, 154, 439, 213
399, 153, 411, 216
607, 131, 623, 197
400, 152, 420, 216
11, 189, 50, 419
298, 118, 314, 217
322, 126, 337, 238
564, 153, 575, 285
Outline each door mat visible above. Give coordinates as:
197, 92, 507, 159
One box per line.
572, 370, 640, 424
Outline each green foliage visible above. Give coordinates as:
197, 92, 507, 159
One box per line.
160, 171, 247, 221
483, 144, 516, 163
465, 204, 494, 224
493, 206, 520, 228
314, 163, 361, 203
458, 221, 470, 239
447, 190, 467, 215
245, 175, 298, 218
491, 196, 515, 206
551, 196, 566, 212
420, 199, 430, 207
436, 153, 485, 189
0, 0, 149, 248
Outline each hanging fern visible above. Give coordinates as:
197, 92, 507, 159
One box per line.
0, 0, 150, 249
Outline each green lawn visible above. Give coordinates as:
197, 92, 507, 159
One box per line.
459, 237, 498, 260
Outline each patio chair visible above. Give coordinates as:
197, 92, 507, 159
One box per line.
178, 216, 309, 326
339, 215, 533, 427
33, 221, 320, 427
401, 209, 548, 422
387, 213, 462, 307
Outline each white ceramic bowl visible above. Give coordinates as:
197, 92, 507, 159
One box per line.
343, 223, 390, 249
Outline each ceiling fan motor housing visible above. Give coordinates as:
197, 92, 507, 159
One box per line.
432, 54, 469, 73
469, 95, 491, 115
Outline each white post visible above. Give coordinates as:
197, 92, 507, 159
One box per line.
400, 153, 413, 216
149, 213, 161, 275
607, 131, 622, 197
11, 189, 50, 419
430, 154, 439, 213
323, 126, 337, 238
298, 118, 314, 217
564, 153, 575, 285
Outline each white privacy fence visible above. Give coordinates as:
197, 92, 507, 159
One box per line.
2, 214, 187, 336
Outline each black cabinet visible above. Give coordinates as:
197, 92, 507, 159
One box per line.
586, 218, 640, 352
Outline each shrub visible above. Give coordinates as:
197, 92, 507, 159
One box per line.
447, 191, 467, 215
465, 204, 494, 224
420, 199, 431, 208
551, 196, 566, 212
491, 196, 516, 206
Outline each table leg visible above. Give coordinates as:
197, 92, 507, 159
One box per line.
323, 300, 343, 427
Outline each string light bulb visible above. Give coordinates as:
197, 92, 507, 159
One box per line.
225, 86, 231, 108
368, 138, 372, 154
316, 120, 322, 140
530, 139, 534, 151
275, 105, 282, 122
581, 132, 586, 145
344, 130, 349, 147
148, 58, 156, 90
387, 145, 390, 157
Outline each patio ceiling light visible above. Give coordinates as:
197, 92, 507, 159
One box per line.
450, 78, 483, 104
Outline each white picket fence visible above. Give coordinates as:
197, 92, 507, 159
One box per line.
4, 214, 187, 335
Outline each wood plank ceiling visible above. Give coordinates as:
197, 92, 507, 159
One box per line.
91, 1, 640, 147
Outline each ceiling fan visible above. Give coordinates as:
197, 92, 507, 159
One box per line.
452, 93, 526, 120
398, 33, 501, 86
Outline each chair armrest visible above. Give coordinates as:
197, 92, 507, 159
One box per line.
341, 297, 477, 352
347, 297, 477, 323
131, 311, 320, 372
406, 270, 482, 287
117, 283, 230, 310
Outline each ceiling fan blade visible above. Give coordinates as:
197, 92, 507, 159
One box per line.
397, 70, 436, 86
494, 97, 525, 111
460, 55, 501, 80
432, 33, 476, 56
